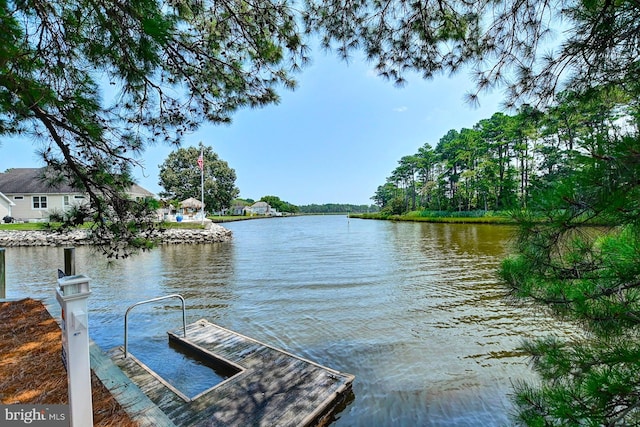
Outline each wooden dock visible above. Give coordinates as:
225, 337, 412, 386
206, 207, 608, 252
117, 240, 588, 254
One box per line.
109, 319, 354, 426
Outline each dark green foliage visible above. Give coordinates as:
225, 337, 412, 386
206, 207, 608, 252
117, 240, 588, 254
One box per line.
381, 197, 406, 216
158, 145, 239, 213
511, 336, 640, 426
297, 203, 378, 214
498, 87, 640, 423
416, 210, 496, 218
374, 87, 639, 220
304, 0, 640, 108
372, 108, 535, 213
259, 195, 298, 213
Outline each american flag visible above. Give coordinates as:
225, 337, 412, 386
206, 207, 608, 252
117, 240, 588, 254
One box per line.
197, 151, 204, 171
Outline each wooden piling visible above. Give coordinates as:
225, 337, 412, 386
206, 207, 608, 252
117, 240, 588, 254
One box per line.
64, 247, 75, 276
0, 248, 5, 299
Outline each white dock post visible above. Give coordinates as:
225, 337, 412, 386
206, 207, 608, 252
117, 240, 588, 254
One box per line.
56, 274, 93, 427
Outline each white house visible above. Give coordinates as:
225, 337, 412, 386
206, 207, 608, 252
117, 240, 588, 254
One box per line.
0, 168, 155, 222
229, 200, 248, 216
245, 201, 282, 216
0, 191, 15, 221
247, 201, 271, 215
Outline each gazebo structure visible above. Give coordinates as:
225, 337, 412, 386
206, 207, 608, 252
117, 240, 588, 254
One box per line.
179, 197, 205, 221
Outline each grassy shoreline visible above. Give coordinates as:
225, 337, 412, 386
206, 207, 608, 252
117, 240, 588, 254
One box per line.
350, 211, 516, 224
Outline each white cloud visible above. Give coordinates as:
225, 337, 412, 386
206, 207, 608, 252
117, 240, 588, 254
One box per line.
393, 106, 408, 113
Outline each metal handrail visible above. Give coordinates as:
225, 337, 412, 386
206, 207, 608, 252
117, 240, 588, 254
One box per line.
123, 294, 186, 358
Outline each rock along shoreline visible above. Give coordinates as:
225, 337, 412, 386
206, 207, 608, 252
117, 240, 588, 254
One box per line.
0, 223, 232, 247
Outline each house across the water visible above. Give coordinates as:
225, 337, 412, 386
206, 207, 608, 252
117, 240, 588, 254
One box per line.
246, 201, 281, 216
0, 191, 15, 221
0, 167, 155, 222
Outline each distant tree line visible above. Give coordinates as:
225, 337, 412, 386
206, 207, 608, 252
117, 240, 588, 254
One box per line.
373, 87, 638, 216
234, 198, 379, 215
298, 204, 379, 214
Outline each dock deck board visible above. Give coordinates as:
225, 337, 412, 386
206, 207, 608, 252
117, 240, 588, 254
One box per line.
109, 319, 354, 427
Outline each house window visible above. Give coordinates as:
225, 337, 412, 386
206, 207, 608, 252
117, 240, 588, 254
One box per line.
14, 196, 23, 200
32, 196, 48, 209
64, 195, 84, 207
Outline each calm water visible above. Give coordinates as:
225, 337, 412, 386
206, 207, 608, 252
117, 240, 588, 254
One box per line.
3, 216, 576, 426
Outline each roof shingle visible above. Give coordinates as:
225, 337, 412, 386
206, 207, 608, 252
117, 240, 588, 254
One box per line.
0, 168, 78, 194
0, 167, 156, 197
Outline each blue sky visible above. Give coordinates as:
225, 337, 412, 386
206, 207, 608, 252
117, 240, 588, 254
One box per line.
0, 50, 505, 206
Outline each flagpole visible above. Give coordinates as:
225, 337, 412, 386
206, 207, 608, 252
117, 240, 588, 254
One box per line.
200, 148, 204, 225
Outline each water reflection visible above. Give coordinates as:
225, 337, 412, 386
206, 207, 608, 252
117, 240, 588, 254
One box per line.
3, 216, 579, 426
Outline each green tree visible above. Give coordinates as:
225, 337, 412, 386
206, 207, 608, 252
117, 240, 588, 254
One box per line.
499, 86, 640, 425
159, 145, 239, 213
512, 105, 542, 208
476, 113, 519, 210
392, 155, 420, 211
414, 144, 439, 209
305, 0, 640, 107
372, 182, 398, 209
259, 195, 298, 213
455, 128, 484, 211
435, 129, 464, 211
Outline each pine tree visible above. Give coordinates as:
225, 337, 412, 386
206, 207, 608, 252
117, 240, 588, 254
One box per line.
500, 87, 640, 425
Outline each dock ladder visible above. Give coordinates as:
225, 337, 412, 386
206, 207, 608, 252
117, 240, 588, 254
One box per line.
123, 294, 187, 358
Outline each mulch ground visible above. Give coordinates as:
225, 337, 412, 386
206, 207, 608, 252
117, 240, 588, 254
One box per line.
0, 298, 138, 426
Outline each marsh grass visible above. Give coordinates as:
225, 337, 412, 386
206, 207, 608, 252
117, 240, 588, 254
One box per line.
352, 210, 515, 224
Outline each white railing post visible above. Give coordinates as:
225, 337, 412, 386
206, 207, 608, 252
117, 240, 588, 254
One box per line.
56, 274, 93, 427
